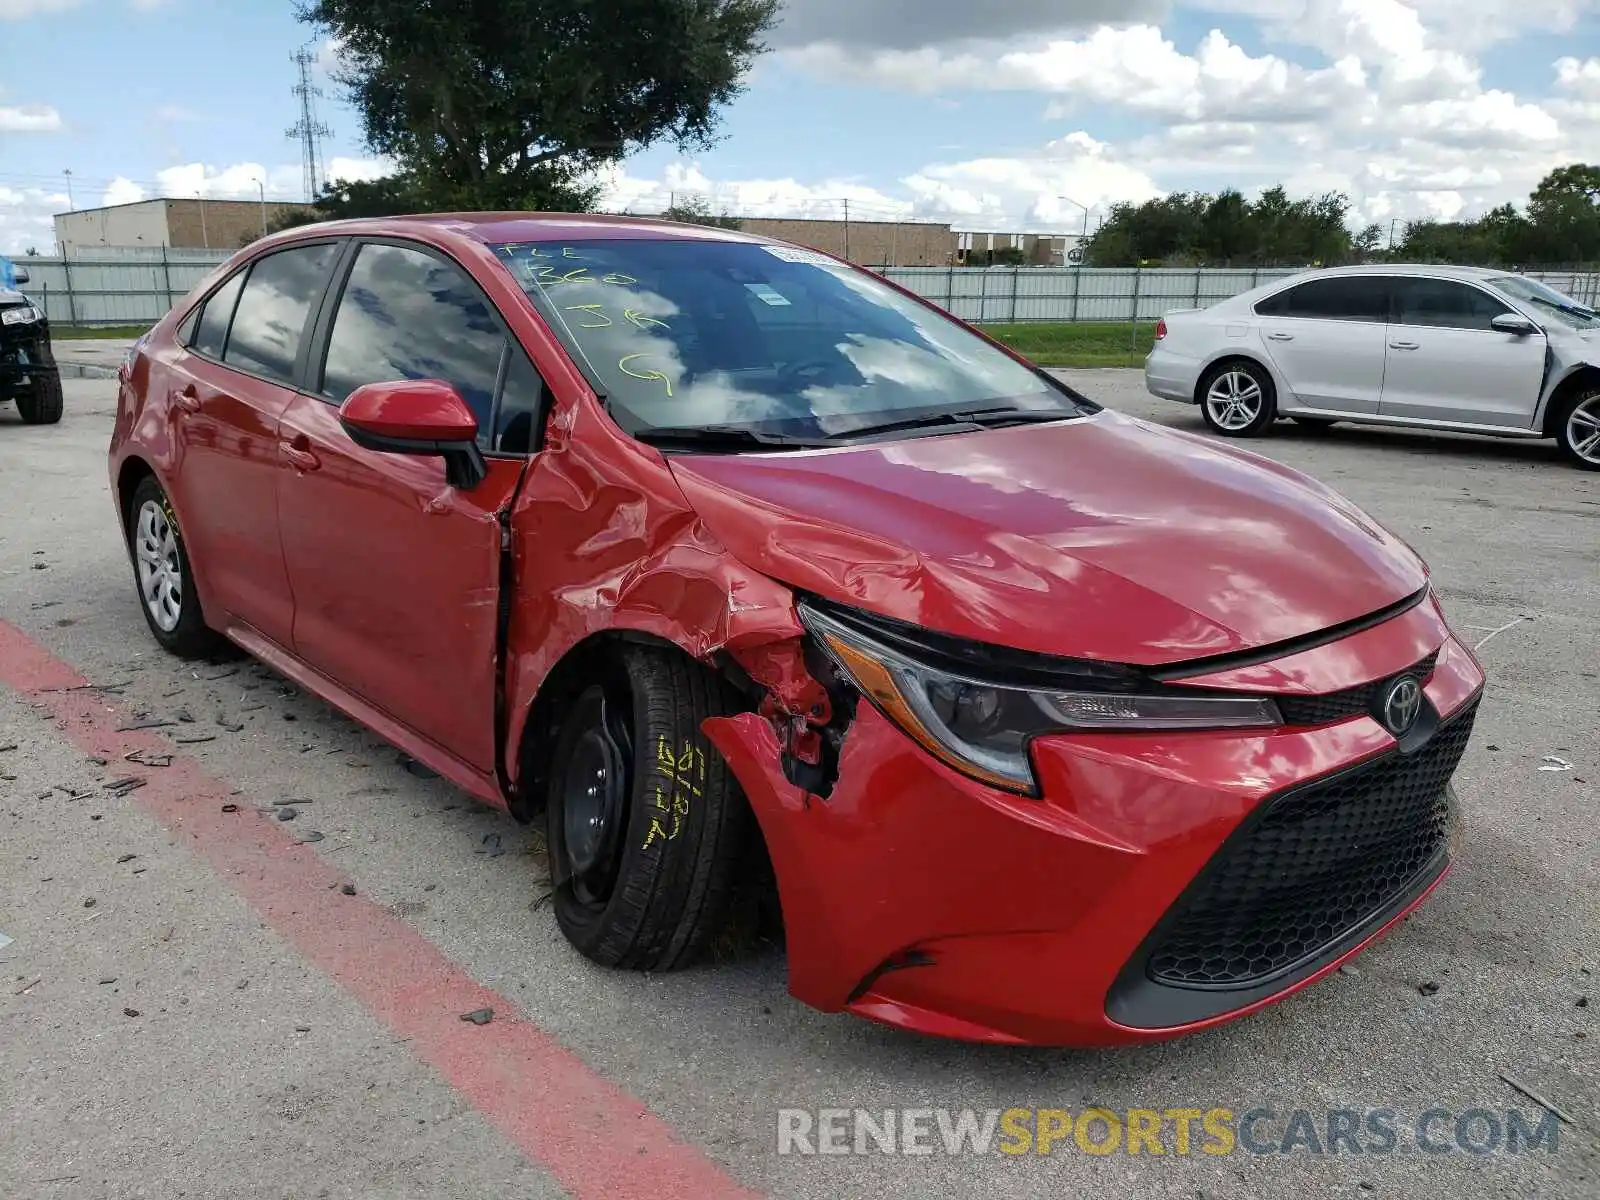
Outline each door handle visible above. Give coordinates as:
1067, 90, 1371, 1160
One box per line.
281, 440, 321, 473
1388, 340, 1420, 350
1265, 332, 1294, 341
173, 385, 201, 414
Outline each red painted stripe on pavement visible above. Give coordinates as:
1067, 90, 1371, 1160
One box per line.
0, 619, 761, 1200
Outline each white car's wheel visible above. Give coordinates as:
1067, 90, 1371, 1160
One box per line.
1199, 361, 1277, 437
1554, 388, 1600, 472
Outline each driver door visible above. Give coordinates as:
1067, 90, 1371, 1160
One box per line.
275, 240, 550, 769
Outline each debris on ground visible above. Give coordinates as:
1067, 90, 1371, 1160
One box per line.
174, 735, 217, 745
460, 1008, 494, 1025
1538, 756, 1573, 772
275, 807, 297, 822
103, 777, 147, 796
123, 1008, 140, 1018
1417, 981, 1440, 996
116, 719, 176, 732
220, 804, 239, 813
1499, 1072, 1577, 1127
124, 750, 172, 768
116, 854, 136, 864
296, 831, 325, 843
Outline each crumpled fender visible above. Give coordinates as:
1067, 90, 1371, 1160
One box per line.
502, 395, 830, 784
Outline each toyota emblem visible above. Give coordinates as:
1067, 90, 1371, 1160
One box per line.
1381, 675, 1422, 735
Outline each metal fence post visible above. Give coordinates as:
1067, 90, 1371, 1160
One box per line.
1070, 266, 1080, 324
1251, 267, 1260, 290
1193, 266, 1202, 309
1010, 265, 1019, 323
61, 251, 79, 328
1128, 268, 1143, 349
947, 264, 955, 314
160, 246, 175, 316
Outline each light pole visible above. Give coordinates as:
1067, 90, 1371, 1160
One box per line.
257, 180, 268, 236
64, 169, 74, 211
1058, 195, 1090, 260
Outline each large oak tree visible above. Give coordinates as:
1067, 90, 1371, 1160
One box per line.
299, 0, 779, 213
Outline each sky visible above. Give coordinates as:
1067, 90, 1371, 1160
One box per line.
2, 0, 1599, 255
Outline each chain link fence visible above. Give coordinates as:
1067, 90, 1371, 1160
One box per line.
17, 247, 1600, 331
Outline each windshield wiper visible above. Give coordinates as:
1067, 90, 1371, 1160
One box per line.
633, 424, 833, 452
825, 406, 1076, 442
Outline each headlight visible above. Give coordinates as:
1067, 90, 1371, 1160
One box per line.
1, 306, 41, 326
800, 603, 1281, 794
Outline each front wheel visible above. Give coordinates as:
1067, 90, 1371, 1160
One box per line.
1554, 388, 1600, 471
1199, 360, 1277, 437
15, 369, 63, 425
545, 645, 753, 971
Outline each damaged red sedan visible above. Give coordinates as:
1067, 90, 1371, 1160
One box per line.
109, 214, 1484, 1045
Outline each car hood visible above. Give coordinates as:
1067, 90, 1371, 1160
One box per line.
668, 411, 1428, 667
0, 286, 27, 305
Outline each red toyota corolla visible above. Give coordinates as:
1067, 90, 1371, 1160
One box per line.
109, 214, 1484, 1045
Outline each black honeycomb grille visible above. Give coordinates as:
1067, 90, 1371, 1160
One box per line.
1146, 700, 1475, 989
1275, 652, 1439, 727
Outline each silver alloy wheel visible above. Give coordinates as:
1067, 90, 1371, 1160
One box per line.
1567, 393, 1600, 465
1205, 370, 1264, 431
135, 499, 183, 633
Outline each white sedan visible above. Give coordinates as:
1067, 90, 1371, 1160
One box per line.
1144, 264, 1600, 470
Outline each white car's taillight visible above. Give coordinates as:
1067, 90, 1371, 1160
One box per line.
1155, 318, 1168, 341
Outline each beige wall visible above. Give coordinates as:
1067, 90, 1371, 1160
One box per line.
54, 202, 171, 256
739, 217, 957, 267
166, 200, 315, 250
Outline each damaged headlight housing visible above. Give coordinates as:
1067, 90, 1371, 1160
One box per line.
800, 601, 1281, 794
1, 305, 41, 326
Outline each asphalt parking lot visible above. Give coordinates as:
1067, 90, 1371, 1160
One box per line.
1, 357, 1595, 1200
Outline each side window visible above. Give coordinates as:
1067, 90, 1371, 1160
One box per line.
1270, 277, 1389, 322
1395, 279, 1511, 331
321, 243, 506, 442
224, 243, 339, 383
493, 349, 549, 455
191, 270, 246, 359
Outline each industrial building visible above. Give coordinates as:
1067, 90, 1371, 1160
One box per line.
53, 201, 1082, 268
54, 198, 316, 256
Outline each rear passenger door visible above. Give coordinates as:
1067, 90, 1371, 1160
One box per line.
275, 239, 551, 769
1254, 276, 1391, 414
1377, 277, 1547, 428
163, 240, 341, 647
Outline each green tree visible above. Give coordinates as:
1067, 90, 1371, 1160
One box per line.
299, 0, 778, 213
1522, 164, 1600, 263
663, 194, 743, 229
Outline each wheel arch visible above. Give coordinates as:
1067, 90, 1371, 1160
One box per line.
507, 627, 763, 825
1192, 351, 1281, 408
114, 455, 160, 540
1541, 364, 1600, 437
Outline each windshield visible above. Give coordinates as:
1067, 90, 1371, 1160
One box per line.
1486, 275, 1596, 329
493, 238, 1084, 441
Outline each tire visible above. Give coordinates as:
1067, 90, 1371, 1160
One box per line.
546, 644, 753, 971
15, 369, 63, 425
1553, 387, 1600, 471
1199, 359, 1277, 437
126, 476, 227, 658
1289, 416, 1338, 430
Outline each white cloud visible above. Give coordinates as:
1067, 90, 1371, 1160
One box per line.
0, 103, 61, 132
0, 184, 69, 255
1556, 56, 1600, 101
0, 0, 80, 17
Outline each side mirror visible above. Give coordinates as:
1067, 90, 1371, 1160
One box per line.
338, 379, 487, 490
12, 266, 29, 285
1491, 313, 1538, 336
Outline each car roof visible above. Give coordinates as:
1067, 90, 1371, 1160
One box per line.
273, 211, 772, 247
1274, 263, 1512, 282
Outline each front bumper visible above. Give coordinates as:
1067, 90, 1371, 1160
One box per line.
705, 598, 1485, 1046
0, 321, 54, 392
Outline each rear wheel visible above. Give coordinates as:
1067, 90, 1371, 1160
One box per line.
1199, 360, 1277, 437
15, 369, 63, 425
545, 645, 753, 970
126, 476, 226, 658
1554, 388, 1600, 471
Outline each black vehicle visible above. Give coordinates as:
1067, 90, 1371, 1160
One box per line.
1, 265, 64, 425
